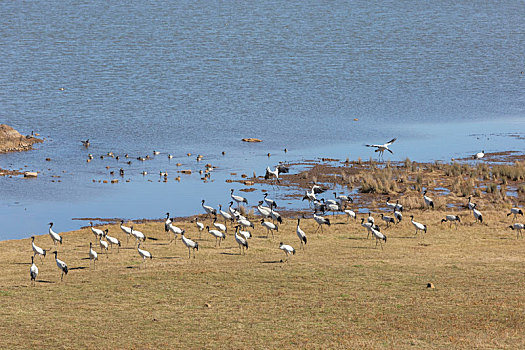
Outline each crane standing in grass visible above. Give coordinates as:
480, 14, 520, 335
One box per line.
507, 208, 524, 221
441, 215, 461, 229
296, 218, 307, 250
30, 256, 38, 284
410, 215, 427, 235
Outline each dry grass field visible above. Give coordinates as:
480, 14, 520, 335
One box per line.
1, 208, 524, 349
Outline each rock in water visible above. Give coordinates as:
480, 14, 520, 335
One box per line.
0, 124, 43, 153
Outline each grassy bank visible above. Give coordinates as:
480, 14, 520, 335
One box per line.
1, 207, 524, 349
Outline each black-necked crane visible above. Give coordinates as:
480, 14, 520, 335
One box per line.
104, 229, 121, 251
423, 190, 434, 209
326, 202, 341, 216
164, 213, 172, 232
313, 211, 330, 233
441, 215, 461, 229
279, 242, 295, 261
367, 212, 375, 225
302, 189, 317, 204
201, 199, 217, 218
311, 184, 327, 195
393, 210, 403, 224
48, 222, 63, 245
207, 225, 226, 247
509, 223, 524, 238
137, 242, 152, 266
53, 251, 68, 281
264, 164, 289, 183
31, 236, 46, 262
234, 226, 248, 255
334, 192, 353, 207
296, 218, 307, 250
261, 219, 278, 238
257, 201, 272, 218
237, 217, 254, 230
507, 208, 524, 221
360, 218, 376, 239
366, 138, 396, 159
30, 256, 38, 284
270, 207, 282, 224
370, 226, 386, 250
213, 216, 227, 233
238, 227, 252, 240
167, 222, 184, 243
99, 236, 109, 257
231, 189, 248, 208
395, 200, 403, 212
385, 197, 397, 211
472, 204, 483, 224
180, 231, 198, 259
473, 150, 485, 159
466, 196, 476, 210
380, 214, 395, 228
130, 226, 146, 244
218, 204, 233, 224
229, 201, 242, 220
90, 221, 104, 241
89, 242, 98, 268
410, 215, 427, 235
196, 220, 204, 238
120, 220, 133, 243
263, 193, 278, 208
344, 209, 357, 222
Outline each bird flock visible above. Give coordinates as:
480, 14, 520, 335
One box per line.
26, 140, 518, 283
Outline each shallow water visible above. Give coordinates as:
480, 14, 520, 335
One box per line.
1, 1, 524, 239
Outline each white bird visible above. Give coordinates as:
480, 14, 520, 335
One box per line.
334, 192, 353, 207
385, 197, 397, 211
137, 242, 152, 266
380, 214, 395, 228
90, 221, 104, 241
367, 212, 375, 225
228, 201, 242, 220
263, 193, 278, 208
99, 237, 109, 256
89, 242, 98, 268
269, 207, 283, 224
473, 150, 485, 159
311, 184, 327, 194
441, 215, 461, 229
302, 189, 317, 203
201, 199, 217, 218
31, 236, 46, 261
53, 251, 68, 281
120, 220, 133, 243
264, 164, 289, 183
394, 200, 403, 212
279, 242, 295, 260
323, 198, 338, 206
231, 189, 248, 207
472, 205, 483, 224
130, 226, 146, 243
393, 210, 403, 223
466, 196, 476, 210
180, 231, 198, 258
366, 138, 397, 158
104, 229, 121, 251
410, 215, 427, 235
261, 219, 278, 238
313, 212, 331, 233
234, 226, 248, 255
30, 256, 38, 284
238, 228, 252, 241
164, 212, 172, 232
207, 225, 226, 246
423, 190, 434, 209
218, 204, 233, 223
509, 223, 524, 239
257, 201, 272, 218
326, 202, 341, 216
238, 217, 254, 229
195, 220, 205, 238
167, 222, 184, 243
360, 218, 377, 239
344, 209, 357, 222
507, 208, 524, 221
48, 222, 63, 245
370, 226, 387, 249
213, 216, 227, 233
296, 218, 307, 249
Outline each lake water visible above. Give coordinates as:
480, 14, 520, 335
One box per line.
1, 1, 524, 239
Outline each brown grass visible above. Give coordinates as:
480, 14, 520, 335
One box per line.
1, 208, 525, 349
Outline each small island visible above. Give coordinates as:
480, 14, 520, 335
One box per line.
0, 124, 42, 153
